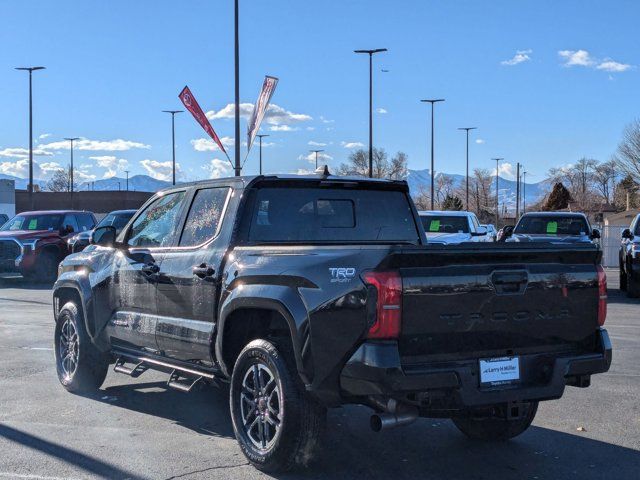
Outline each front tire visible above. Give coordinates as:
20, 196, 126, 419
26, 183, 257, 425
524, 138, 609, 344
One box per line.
230, 339, 326, 473
452, 401, 538, 441
54, 302, 109, 393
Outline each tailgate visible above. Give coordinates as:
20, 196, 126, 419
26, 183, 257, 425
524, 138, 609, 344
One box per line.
378, 243, 602, 361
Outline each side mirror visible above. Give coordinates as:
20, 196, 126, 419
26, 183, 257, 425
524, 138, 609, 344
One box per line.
472, 226, 488, 236
499, 225, 515, 242
91, 225, 117, 247
622, 228, 634, 240
590, 228, 601, 240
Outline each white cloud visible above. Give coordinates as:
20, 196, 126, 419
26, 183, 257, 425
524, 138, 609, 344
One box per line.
89, 155, 129, 178
558, 50, 632, 73
191, 137, 234, 152
493, 162, 515, 179
40, 138, 150, 152
270, 125, 299, 132
306, 126, 315, 131
308, 141, 327, 147
294, 168, 315, 175
501, 49, 532, 66
559, 49, 595, 67
376, 108, 387, 114
341, 141, 365, 149
202, 158, 232, 179
0, 159, 72, 180
299, 152, 333, 165
206, 103, 312, 126
597, 60, 632, 72
0, 147, 54, 159
140, 159, 179, 181
38, 133, 52, 140
319, 116, 334, 124
475, 138, 485, 144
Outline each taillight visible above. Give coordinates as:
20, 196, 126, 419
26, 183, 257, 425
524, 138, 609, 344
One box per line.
362, 271, 402, 339
597, 264, 607, 326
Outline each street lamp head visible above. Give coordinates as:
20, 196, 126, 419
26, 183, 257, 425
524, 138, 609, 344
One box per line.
256, 134, 270, 139
15, 66, 46, 72
64, 137, 80, 141
310, 149, 324, 153
458, 127, 477, 131
421, 99, 445, 104
354, 48, 388, 55
162, 110, 184, 114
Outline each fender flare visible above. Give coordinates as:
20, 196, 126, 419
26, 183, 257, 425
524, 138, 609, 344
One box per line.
216, 284, 310, 383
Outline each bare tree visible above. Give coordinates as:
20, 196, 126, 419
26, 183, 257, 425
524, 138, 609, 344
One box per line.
338, 148, 408, 180
434, 174, 454, 207
593, 160, 617, 204
46, 166, 78, 192
616, 119, 640, 183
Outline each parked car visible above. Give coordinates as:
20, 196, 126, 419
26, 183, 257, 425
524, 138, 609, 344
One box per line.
481, 223, 497, 241
418, 210, 489, 244
0, 210, 96, 281
53, 174, 611, 472
501, 212, 600, 243
67, 209, 136, 253
619, 213, 640, 297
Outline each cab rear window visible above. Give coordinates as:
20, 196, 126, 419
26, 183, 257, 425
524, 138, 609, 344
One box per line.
248, 187, 419, 243
515, 216, 589, 235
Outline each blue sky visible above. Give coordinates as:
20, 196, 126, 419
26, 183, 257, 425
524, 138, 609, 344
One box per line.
1, 0, 638, 185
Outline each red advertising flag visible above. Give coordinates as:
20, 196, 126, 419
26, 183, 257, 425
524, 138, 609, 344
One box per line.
178, 86, 229, 159
247, 76, 279, 154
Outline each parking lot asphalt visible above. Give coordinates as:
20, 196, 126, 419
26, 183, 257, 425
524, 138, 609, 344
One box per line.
0, 268, 638, 480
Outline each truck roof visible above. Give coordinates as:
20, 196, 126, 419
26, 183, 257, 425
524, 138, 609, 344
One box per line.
157, 174, 408, 193
418, 210, 473, 217
520, 211, 588, 218
16, 210, 94, 215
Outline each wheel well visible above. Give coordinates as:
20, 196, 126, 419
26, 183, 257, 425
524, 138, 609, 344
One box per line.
53, 287, 82, 322
221, 308, 292, 373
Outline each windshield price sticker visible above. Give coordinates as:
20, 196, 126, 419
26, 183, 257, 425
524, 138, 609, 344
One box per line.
479, 357, 520, 385
429, 220, 441, 232
546, 221, 558, 234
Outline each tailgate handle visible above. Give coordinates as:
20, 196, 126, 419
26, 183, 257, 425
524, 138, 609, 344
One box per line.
492, 271, 528, 294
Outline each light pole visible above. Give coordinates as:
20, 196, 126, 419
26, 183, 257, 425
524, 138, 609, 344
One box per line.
15, 66, 46, 209
234, 0, 241, 176
458, 127, 477, 209
421, 99, 445, 209
516, 162, 521, 220
492, 158, 503, 227
162, 110, 183, 185
124, 170, 130, 191
64, 137, 79, 208
256, 134, 269, 174
310, 149, 324, 169
354, 48, 387, 178
522, 170, 527, 213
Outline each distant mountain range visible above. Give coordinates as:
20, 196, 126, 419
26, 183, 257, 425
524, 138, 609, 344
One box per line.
406, 169, 547, 212
2, 170, 549, 209
0, 173, 171, 192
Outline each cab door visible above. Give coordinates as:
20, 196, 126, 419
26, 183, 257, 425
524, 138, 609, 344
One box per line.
107, 190, 187, 352
156, 186, 233, 362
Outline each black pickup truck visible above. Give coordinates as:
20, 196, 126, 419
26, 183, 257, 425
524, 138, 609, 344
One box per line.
53, 173, 611, 472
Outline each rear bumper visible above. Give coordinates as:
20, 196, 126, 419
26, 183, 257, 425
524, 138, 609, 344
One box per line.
340, 328, 612, 408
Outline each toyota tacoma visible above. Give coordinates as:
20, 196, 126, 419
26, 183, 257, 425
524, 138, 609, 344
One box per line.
53, 173, 611, 472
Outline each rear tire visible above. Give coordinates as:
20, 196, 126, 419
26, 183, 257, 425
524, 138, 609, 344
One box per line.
619, 262, 627, 291
452, 401, 538, 441
627, 267, 640, 298
54, 302, 109, 393
230, 339, 326, 473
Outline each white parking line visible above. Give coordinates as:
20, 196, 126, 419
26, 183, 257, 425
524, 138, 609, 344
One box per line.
0, 473, 81, 480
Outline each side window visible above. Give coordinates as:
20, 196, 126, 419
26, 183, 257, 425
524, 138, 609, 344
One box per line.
62, 214, 79, 234
127, 191, 186, 247
179, 187, 230, 246
470, 215, 480, 231
76, 213, 95, 231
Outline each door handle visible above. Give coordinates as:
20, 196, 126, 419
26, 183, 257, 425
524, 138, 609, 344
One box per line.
193, 263, 215, 279
141, 262, 160, 275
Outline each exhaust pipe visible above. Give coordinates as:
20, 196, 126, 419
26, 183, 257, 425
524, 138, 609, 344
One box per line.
368, 398, 419, 432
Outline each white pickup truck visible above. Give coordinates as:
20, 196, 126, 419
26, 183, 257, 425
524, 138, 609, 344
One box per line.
418, 210, 489, 244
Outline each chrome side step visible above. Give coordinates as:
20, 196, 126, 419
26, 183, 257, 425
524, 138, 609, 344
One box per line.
167, 369, 204, 392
